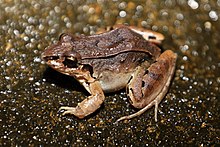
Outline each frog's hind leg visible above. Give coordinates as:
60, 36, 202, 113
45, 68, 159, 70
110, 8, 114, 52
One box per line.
117, 50, 177, 122
59, 81, 105, 119
116, 88, 163, 122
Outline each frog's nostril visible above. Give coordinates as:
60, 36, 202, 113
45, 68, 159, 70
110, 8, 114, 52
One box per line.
148, 36, 156, 40
43, 56, 59, 61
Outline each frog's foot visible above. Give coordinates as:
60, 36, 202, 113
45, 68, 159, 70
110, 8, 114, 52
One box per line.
59, 106, 83, 118
59, 81, 105, 119
116, 94, 161, 122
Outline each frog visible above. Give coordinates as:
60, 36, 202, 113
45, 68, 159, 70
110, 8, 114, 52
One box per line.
41, 25, 177, 122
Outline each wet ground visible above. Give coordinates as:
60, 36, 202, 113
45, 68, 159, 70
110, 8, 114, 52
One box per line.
0, 0, 219, 146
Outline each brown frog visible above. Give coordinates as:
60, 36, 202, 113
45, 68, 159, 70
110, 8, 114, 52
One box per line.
41, 25, 177, 122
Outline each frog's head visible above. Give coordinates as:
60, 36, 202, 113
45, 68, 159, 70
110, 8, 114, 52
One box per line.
41, 33, 82, 74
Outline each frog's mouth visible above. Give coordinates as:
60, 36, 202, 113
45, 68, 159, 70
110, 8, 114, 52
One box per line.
43, 55, 93, 77
43, 55, 79, 71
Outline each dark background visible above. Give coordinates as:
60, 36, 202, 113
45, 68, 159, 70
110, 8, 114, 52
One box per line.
0, 0, 219, 146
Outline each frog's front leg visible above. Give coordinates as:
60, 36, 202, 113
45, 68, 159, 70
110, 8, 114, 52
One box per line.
117, 50, 177, 122
59, 80, 105, 119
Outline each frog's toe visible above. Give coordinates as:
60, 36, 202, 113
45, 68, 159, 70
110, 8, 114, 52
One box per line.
59, 106, 76, 115
116, 99, 159, 122
58, 106, 86, 118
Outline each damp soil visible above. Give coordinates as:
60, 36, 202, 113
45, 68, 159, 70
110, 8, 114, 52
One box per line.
0, 1, 219, 146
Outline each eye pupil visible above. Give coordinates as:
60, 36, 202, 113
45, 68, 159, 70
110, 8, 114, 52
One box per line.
63, 58, 78, 68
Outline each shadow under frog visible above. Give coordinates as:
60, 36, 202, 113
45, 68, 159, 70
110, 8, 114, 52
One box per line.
42, 67, 86, 93
41, 25, 177, 122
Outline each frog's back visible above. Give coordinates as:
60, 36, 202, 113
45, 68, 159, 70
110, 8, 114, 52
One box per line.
72, 26, 161, 59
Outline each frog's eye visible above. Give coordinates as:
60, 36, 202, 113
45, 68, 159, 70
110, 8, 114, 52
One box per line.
63, 57, 78, 68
